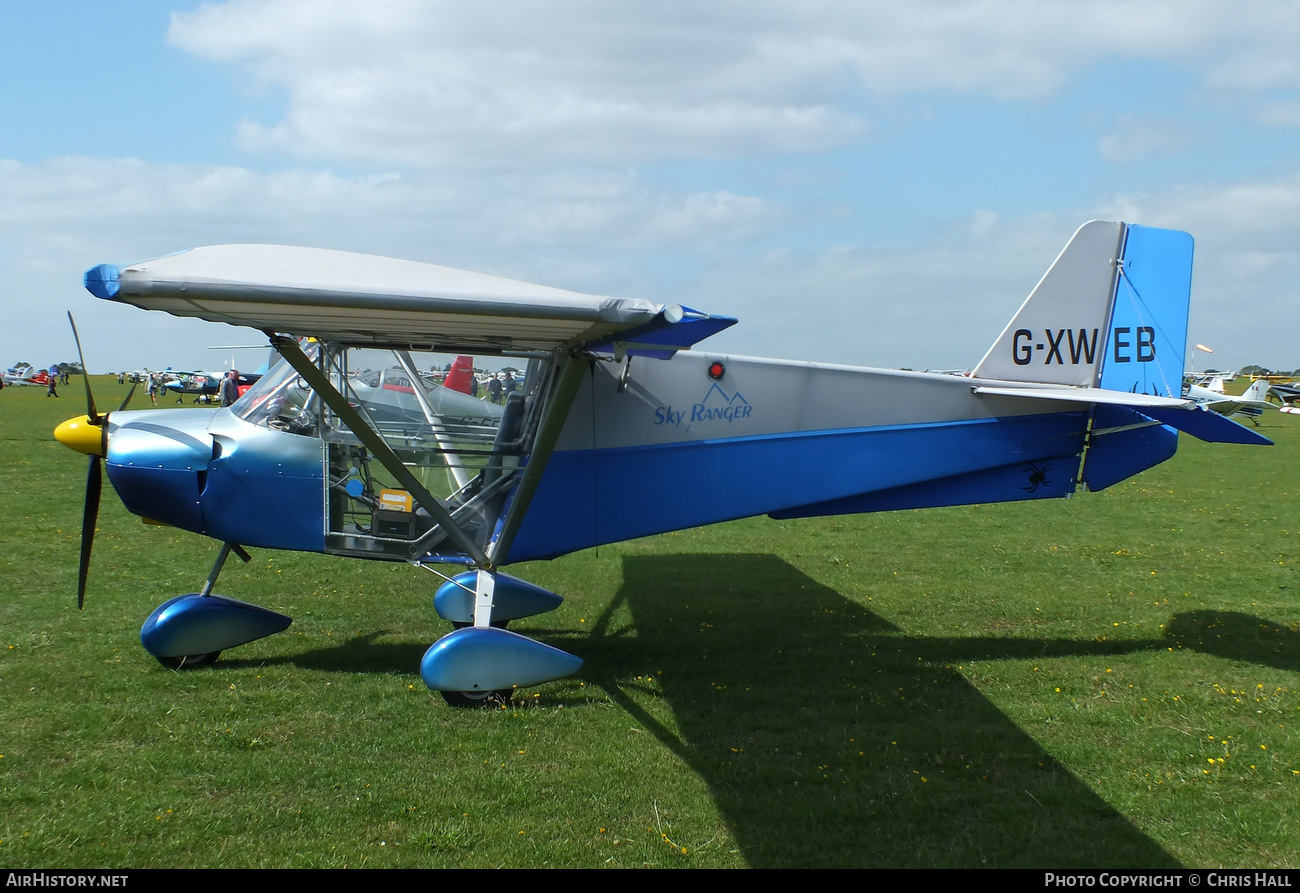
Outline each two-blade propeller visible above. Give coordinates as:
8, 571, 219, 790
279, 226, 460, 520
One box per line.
58, 313, 135, 609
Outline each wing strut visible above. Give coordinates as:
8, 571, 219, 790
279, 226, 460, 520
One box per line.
267, 333, 491, 566
487, 353, 588, 565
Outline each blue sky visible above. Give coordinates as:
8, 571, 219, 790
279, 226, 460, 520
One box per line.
3, 1, 1298, 374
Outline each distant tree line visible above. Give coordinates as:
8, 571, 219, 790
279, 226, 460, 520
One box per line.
1216, 363, 1300, 376
9, 361, 84, 374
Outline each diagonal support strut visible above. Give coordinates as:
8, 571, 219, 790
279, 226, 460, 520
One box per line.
267, 333, 490, 566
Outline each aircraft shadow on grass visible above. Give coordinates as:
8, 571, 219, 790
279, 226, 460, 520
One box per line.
579, 553, 1187, 869
262, 602, 1300, 683
224, 556, 1299, 868
1164, 611, 1300, 673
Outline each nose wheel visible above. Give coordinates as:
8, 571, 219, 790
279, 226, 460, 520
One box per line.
156, 651, 221, 670
441, 688, 512, 708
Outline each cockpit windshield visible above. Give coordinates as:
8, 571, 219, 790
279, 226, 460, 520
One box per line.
231, 342, 320, 435
229, 341, 552, 560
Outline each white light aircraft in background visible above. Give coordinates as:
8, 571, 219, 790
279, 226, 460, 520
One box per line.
1185, 378, 1275, 425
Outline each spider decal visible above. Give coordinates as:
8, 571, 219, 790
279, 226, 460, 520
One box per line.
1021, 463, 1052, 493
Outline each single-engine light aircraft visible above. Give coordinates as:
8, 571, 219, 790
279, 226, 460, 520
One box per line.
56, 221, 1270, 706
6, 362, 53, 387
1266, 380, 1300, 414
1185, 377, 1275, 425
158, 369, 235, 403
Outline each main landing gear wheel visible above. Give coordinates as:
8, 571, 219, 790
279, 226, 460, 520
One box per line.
156, 651, 221, 670
441, 688, 512, 709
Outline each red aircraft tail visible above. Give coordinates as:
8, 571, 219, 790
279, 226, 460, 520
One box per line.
443, 355, 475, 395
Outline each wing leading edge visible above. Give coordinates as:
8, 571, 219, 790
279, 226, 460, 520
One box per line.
85, 245, 735, 354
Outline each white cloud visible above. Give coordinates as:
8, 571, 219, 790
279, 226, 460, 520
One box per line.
170, 0, 867, 168
167, 0, 1300, 171
9, 2, 1300, 374
695, 210, 1084, 369
1253, 100, 1300, 127
7, 154, 1300, 374
700, 181, 1300, 373
1114, 177, 1300, 370
0, 156, 783, 369
1097, 116, 1192, 165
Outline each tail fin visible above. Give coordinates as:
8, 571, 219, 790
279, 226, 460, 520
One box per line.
443, 355, 475, 395
1241, 378, 1271, 404
970, 221, 1266, 487
972, 221, 1191, 399
1095, 224, 1191, 399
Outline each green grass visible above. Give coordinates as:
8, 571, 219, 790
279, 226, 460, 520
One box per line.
2, 378, 1298, 867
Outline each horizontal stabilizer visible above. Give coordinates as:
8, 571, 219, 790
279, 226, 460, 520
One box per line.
974, 385, 1188, 409
975, 385, 1272, 444
1139, 405, 1273, 445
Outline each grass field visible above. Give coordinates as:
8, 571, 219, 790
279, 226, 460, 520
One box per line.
2, 378, 1297, 868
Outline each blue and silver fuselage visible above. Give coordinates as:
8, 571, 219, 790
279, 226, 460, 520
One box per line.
105, 406, 324, 551
94, 348, 1141, 566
